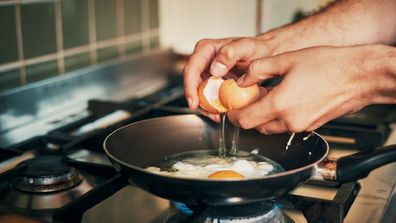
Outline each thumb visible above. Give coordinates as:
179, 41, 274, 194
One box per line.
237, 54, 291, 87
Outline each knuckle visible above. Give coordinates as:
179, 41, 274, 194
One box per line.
239, 37, 254, 46
236, 116, 251, 129
257, 126, 268, 134
184, 63, 199, 74
288, 125, 304, 133
219, 45, 235, 60
195, 38, 210, 48
248, 58, 272, 78
248, 59, 260, 75
182, 63, 190, 73
306, 126, 317, 132
183, 63, 197, 77
308, 121, 324, 131
284, 118, 306, 133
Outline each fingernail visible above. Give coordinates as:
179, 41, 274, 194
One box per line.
187, 97, 194, 110
210, 114, 217, 122
210, 62, 227, 77
237, 74, 246, 86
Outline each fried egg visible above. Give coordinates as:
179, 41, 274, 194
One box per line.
146, 158, 274, 179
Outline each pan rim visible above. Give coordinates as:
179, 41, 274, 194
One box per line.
103, 114, 329, 182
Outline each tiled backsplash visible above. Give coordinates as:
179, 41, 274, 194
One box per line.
0, 0, 160, 92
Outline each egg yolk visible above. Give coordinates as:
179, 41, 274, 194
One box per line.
208, 170, 244, 179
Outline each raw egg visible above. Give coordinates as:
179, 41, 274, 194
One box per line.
146, 157, 275, 179
198, 76, 260, 113
208, 170, 244, 179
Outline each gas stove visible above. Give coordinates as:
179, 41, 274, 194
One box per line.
1, 50, 396, 223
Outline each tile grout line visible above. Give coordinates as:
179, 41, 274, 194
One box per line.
14, 0, 26, 84
116, 0, 126, 58
0, 28, 158, 73
0, 0, 54, 6
155, 0, 160, 42
22, 53, 59, 66
87, 0, 97, 65
55, 0, 65, 74
141, 0, 150, 52
0, 1, 17, 7
63, 45, 91, 58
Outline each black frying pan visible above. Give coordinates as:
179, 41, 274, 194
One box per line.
103, 114, 396, 206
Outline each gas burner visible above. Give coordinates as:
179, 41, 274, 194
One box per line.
164, 201, 292, 223
12, 156, 82, 193
0, 156, 93, 214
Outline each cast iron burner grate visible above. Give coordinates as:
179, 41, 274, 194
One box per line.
12, 156, 83, 193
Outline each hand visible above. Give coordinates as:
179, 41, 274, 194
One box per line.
183, 37, 275, 121
228, 45, 392, 133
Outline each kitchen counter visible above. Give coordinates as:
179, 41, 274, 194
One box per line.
345, 124, 396, 223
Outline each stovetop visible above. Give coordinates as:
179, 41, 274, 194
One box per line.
1, 50, 396, 223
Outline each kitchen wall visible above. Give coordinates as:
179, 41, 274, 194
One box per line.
159, 0, 332, 54
0, 0, 160, 92
261, 0, 332, 32
0, 0, 333, 93
159, 0, 257, 55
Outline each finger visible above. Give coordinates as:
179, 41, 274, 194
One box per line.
210, 38, 272, 77
197, 108, 220, 123
237, 54, 292, 87
223, 71, 239, 80
256, 119, 289, 134
227, 95, 277, 129
184, 39, 234, 111
230, 61, 250, 75
258, 86, 267, 98
183, 48, 213, 110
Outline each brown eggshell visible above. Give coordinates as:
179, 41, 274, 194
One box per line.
198, 77, 228, 113
219, 79, 260, 110
198, 78, 219, 113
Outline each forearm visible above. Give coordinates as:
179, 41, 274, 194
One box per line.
261, 0, 396, 55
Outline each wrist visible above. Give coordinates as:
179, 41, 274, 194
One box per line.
363, 45, 396, 104
256, 22, 314, 56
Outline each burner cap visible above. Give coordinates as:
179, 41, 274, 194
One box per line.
187, 201, 278, 218
166, 201, 288, 223
12, 156, 82, 193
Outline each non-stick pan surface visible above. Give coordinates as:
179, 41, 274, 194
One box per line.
104, 115, 329, 206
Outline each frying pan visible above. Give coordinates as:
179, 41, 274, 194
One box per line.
103, 114, 396, 206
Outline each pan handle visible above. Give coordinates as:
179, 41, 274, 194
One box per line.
336, 144, 396, 183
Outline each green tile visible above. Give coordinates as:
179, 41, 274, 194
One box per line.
124, 0, 142, 34
62, 0, 89, 49
95, 0, 117, 41
26, 60, 58, 83
150, 36, 159, 49
21, 2, 57, 59
0, 68, 21, 92
126, 41, 143, 55
97, 46, 118, 63
64, 52, 91, 72
149, 0, 158, 29
0, 5, 18, 65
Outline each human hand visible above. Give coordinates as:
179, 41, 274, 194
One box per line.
183, 37, 275, 121
227, 45, 391, 133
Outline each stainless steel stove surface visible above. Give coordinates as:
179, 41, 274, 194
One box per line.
1, 50, 396, 223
